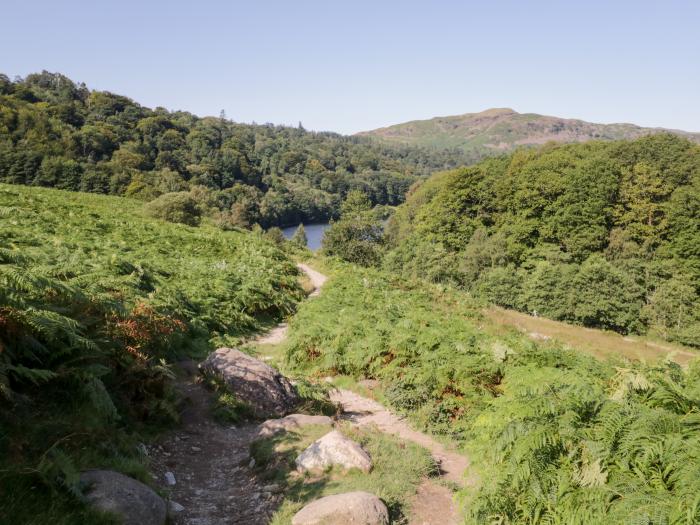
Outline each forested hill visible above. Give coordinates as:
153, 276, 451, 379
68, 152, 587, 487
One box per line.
385, 134, 700, 347
0, 71, 464, 227
358, 108, 700, 164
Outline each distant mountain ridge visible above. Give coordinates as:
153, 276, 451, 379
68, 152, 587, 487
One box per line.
357, 108, 700, 162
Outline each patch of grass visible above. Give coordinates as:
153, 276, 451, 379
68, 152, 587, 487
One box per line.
485, 306, 699, 366
201, 375, 256, 424
251, 423, 437, 524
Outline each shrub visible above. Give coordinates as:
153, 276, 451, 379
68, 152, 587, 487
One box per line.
144, 191, 201, 226
290, 223, 307, 248
473, 265, 525, 309
570, 254, 644, 333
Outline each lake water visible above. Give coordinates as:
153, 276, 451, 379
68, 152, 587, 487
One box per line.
281, 222, 331, 250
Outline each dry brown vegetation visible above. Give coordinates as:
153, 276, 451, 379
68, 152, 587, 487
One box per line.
485, 306, 698, 366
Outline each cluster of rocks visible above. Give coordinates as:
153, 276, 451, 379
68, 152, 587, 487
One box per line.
256, 415, 388, 525
80, 348, 389, 524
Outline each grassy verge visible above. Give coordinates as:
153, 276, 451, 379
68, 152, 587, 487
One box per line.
486, 305, 699, 365
250, 423, 438, 524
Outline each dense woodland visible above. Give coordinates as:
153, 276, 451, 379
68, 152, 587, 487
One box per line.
381, 135, 700, 346
0, 72, 464, 227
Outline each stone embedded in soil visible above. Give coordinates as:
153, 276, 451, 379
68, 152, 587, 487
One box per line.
169, 500, 185, 513
295, 430, 372, 473
199, 347, 299, 417
291, 491, 389, 525
256, 413, 333, 437
164, 471, 176, 485
80, 470, 167, 525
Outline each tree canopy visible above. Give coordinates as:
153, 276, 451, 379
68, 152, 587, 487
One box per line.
0, 71, 465, 228
386, 134, 700, 345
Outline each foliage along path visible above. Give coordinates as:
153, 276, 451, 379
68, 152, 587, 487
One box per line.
267, 263, 471, 525
153, 263, 469, 524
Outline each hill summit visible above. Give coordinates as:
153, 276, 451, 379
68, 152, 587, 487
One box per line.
357, 108, 700, 163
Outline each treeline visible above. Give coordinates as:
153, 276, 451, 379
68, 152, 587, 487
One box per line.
325, 134, 700, 346
0, 71, 464, 227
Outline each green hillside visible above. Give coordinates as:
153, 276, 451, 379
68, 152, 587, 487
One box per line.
358, 108, 700, 164
283, 264, 700, 524
0, 184, 304, 523
384, 134, 700, 346
0, 71, 464, 229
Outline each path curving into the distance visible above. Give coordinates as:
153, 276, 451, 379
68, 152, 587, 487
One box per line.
265, 263, 471, 525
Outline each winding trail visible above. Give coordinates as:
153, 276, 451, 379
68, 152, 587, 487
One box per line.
153, 262, 470, 524
262, 263, 470, 525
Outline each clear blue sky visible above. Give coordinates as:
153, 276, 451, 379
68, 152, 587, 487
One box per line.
2, 0, 699, 134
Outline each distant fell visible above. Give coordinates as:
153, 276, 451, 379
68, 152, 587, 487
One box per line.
357, 108, 700, 162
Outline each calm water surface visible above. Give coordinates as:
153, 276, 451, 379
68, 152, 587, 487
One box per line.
281, 223, 331, 250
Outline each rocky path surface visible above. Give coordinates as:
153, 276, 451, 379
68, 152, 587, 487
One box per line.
149, 263, 327, 524
150, 362, 278, 524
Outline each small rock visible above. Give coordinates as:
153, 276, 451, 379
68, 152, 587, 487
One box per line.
248, 458, 256, 468
191, 446, 201, 452
291, 491, 388, 525
164, 472, 176, 486
296, 430, 372, 473
256, 414, 333, 438
263, 483, 282, 493
169, 501, 185, 513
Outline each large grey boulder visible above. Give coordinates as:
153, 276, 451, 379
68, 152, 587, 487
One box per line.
295, 430, 372, 473
200, 347, 299, 417
257, 414, 333, 438
291, 491, 389, 525
80, 470, 166, 525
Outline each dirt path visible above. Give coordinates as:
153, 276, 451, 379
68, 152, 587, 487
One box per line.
149, 263, 328, 524
329, 389, 470, 486
271, 264, 470, 524
254, 263, 327, 345
296, 263, 327, 295
329, 388, 471, 525
154, 263, 469, 524
150, 362, 279, 525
